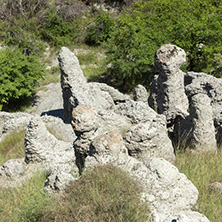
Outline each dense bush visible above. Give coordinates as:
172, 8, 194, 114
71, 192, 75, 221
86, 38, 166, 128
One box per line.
0, 47, 46, 110
86, 12, 116, 45
105, 0, 222, 91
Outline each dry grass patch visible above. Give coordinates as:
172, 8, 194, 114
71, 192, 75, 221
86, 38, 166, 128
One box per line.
175, 149, 222, 222
42, 164, 151, 222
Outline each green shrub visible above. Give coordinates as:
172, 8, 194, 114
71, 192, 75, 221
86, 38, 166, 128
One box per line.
42, 164, 150, 222
39, 6, 80, 47
86, 12, 116, 45
0, 47, 46, 110
104, 0, 222, 91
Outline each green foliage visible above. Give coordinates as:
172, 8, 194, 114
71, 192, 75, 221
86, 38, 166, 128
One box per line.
105, 0, 222, 91
86, 12, 116, 45
0, 171, 52, 222
41, 164, 150, 221
176, 150, 222, 222
0, 47, 46, 110
0, 129, 26, 165
39, 6, 80, 47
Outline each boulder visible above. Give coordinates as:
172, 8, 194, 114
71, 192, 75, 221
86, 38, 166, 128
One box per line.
25, 116, 79, 191
163, 211, 210, 222
84, 137, 203, 222
0, 112, 33, 141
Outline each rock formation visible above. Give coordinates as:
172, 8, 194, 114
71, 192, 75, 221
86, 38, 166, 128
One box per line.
0, 44, 216, 221
189, 93, 217, 150
150, 44, 189, 124
149, 43, 220, 150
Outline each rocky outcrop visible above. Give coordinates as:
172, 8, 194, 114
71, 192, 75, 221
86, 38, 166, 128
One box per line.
150, 44, 189, 124
189, 93, 217, 151
59, 47, 122, 123
25, 116, 79, 191
0, 112, 33, 141
185, 71, 222, 146
149, 44, 221, 150
124, 114, 175, 163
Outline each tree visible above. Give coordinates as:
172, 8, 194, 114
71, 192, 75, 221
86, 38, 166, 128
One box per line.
105, 0, 222, 91
0, 47, 46, 110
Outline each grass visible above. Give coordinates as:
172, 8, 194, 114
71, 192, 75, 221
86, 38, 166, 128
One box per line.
0, 129, 26, 165
42, 164, 150, 222
0, 164, 151, 222
175, 149, 222, 222
0, 171, 52, 222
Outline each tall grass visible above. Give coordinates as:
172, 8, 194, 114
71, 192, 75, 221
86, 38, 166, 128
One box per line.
40, 164, 150, 222
175, 149, 222, 222
0, 171, 52, 222
0, 129, 26, 165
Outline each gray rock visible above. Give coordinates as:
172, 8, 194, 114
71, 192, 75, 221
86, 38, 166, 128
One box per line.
24, 116, 79, 191
133, 84, 148, 103
209, 182, 222, 195
189, 93, 217, 151
185, 71, 222, 146
0, 158, 27, 178
41, 115, 76, 142
115, 100, 157, 124
58, 47, 114, 122
0, 112, 33, 141
84, 142, 201, 222
124, 115, 175, 163
149, 43, 189, 124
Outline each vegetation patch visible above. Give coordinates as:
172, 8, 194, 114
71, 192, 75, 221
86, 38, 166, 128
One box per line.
0, 171, 52, 222
175, 150, 222, 222
0, 129, 26, 165
41, 164, 150, 222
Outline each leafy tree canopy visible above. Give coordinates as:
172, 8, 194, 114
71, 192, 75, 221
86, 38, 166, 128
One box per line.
105, 0, 222, 91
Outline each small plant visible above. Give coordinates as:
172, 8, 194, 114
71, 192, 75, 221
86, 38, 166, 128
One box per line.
0, 129, 26, 165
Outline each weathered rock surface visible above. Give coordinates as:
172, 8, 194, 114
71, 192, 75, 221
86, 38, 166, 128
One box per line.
28, 82, 63, 118
150, 44, 189, 123
59, 47, 118, 122
25, 116, 79, 191
189, 93, 217, 151
149, 44, 221, 150
42, 115, 76, 142
185, 71, 222, 146
163, 211, 210, 222
124, 115, 175, 163
133, 84, 148, 103
0, 112, 33, 141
